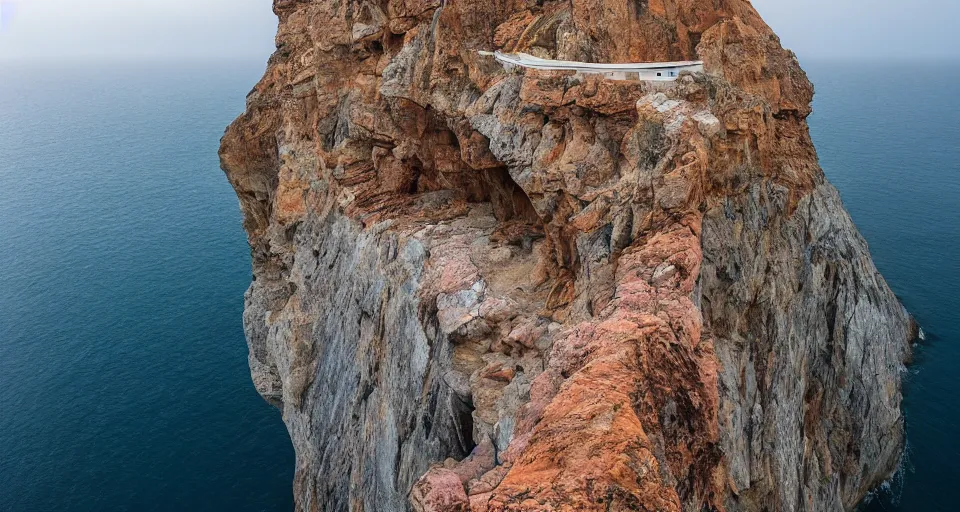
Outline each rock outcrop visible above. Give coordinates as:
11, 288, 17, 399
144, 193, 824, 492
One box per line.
220, 1, 913, 510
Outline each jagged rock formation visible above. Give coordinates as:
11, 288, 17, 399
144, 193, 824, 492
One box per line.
219, 1, 914, 510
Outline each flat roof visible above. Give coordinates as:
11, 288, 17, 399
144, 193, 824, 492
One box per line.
481, 51, 703, 72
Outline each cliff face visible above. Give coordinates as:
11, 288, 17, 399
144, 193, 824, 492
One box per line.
219, 1, 913, 510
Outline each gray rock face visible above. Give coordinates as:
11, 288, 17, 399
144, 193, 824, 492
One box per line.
702, 183, 912, 511
245, 211, 477, 511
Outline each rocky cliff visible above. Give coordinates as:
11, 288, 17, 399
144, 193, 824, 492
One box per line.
219, 1, 914, 510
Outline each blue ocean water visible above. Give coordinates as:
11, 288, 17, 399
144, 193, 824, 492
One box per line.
0, 62, 294, 510
804, 62, 960, 511
0, 59, 957, 511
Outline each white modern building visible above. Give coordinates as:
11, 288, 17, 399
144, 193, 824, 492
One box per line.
480, 51, 704, 82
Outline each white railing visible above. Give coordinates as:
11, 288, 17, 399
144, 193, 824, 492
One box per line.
480, 51, 704, 81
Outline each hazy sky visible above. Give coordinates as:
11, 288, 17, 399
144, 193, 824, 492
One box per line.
751, 0, 960, 61
0, 0, 277, 61
0, 0, 958, 62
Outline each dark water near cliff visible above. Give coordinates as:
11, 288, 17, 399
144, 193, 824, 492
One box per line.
803, 62, 960, 511
0, 61, 294, 510
0, 60, 957, 510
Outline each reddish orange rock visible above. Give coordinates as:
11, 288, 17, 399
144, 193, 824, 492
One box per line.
411, 468, 471, 512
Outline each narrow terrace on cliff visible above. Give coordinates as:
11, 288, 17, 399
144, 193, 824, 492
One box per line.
480, 50, 705, 81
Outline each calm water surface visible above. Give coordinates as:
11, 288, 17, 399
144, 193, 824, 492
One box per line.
0, 61, 294, 510
0, 60, 957, 510
805, 62, 960, 511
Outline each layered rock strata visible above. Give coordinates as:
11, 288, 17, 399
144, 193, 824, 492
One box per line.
220, 1, 913, 510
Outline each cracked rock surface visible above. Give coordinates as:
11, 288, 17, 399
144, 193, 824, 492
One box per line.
220, 1, 914, 510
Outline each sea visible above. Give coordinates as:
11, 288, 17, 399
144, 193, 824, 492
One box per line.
806, 61, 960, 511
0, 61, 295, 510
0, 60, 957, 511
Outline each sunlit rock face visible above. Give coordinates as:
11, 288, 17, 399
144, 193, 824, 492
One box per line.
220, 1, 913, 510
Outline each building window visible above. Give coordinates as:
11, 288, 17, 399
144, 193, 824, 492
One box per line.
657, 72, 662, 77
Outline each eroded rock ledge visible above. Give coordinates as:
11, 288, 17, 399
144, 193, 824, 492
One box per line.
220, 1, 913, 510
